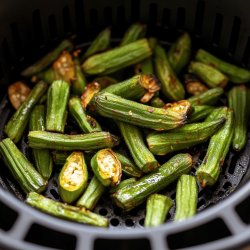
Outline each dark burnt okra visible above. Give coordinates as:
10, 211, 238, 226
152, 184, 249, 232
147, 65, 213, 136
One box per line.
195, 49, 250, 83
95, 92, 192, 131
155, 44, 185, 101
145, 194, 173, 227
5, 81, 48, 143
0, 138, 47, 193
46, 80, 70, 133
26, 192, 109, 227
58, 152, 88, 203
175, 175, 198, 221
117, 121, 158, 173
29, 105, 53, 180
82, 39, 152, 75
112, 153, 193, 211
189, 105, 215, 123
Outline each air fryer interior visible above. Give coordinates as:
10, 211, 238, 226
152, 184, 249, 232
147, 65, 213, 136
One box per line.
1, 0, 250, 250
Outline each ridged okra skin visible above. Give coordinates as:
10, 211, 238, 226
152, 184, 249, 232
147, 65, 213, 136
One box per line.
82, 39, 152, 75
196, 108, 234, 187
228, 85, 250, 151
168, 32, 191, 74
155, 44, 185, 101
28, 131, 120, 151
189, 105, 215, 123
29, 105, 53, 180
110, 178, 137, 194
5, 81, 48, 143
136, 58, 154, 75
145, 194, 173, 227
175, 175, 198, 221
95, 92, 192, 131
46, 80, 70, 133
0, 138, 47, 193
26, 192, 109, 227
72, 57, 87, 95
117, 121, 158, 173
112, 153, 193, 211
147, 117, 225, 155
58, 152, 88, 203
195, 49, 250, 83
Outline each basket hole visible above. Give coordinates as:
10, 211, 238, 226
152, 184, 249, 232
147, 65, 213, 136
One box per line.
103, 6, 113, 26
32, 9, 44, 47
176, 7, 186, 30
50, 189, 60, 200
125, 219, 134, 227
162, 8, 171, 28
113, 207, 122, 216
194, 0, 205, 36
99, 208, 108, 216
62, 6, 72, 34
148, 3, 158, 26
236, 195, 250, 224
212, 13, 223, 46
242, 37, 250, 66
0, 200, 18, 231
139, 218, 145, 226
48, 15, 58, 40
131, 0, 140, 22
10, 22, 22, 57
218, 190, 225, 197
110, 218, 120, 227
223, 181, 232, 190
228, 16, 241, 55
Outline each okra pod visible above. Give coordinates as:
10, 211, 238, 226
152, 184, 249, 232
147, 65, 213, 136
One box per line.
228, 85, 250, 151
46, 80, 70, 133
112, 153, 193, 211
95, 93, 192, 131
114, 152, 142, 178
21, 39, 74, 77
120, 23, 147, 46
81, 82, 101, 109
147, 117, 225, 155
52, 151, 69, 166
150, 97, 165, 108
185, 74, 208, 96
26, 192, 109, 227
82, 39, 152, 75
29, 105, 53, 180
37, 67, 58, 84
188, 61, 228, 88
77, 176, 105, 210
110, 178, 137, 194
168, 32, 191, 74
155, 44, 185, 101
196, 108, 234, 187
189, 105, 215, 123
175, 175, 198, 221
135, 58, 154, 75
117, 121, 158, 173
188, 87, 224, 105
145, 194, 173, 227
0, 138, 47, 193
5, 81, 48, 143
28, 131, 120, 151
94, 76, 117, 88
58, 152, 88, 203
195, 49, 250, 83
91, 149, 122, 187
72, 57, 87, 95
69, 97, 101, 133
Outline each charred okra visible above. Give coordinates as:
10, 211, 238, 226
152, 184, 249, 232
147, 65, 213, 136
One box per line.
145, 194, 173, 227
58, 152, 88, 203
175, 175, 198, 221
0, 138, 47, 193
189, 105, 215, 123
185, 74, 208, 96
5, 81, 48, 143
46, 80, 70, 133
26, 192, 109, 227
112, 153, 193, 211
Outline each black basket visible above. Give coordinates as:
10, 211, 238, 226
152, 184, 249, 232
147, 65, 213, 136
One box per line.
0, 0, 250, 250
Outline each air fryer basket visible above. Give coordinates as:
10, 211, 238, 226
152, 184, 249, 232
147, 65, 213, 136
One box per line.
1, 0, 250, 249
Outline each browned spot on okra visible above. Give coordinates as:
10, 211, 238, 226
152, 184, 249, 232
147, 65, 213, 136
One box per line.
81, 81, 101, 109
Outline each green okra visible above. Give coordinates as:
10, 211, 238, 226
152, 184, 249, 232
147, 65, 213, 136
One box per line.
195, 49, 250, 83
196, 108, 234, 187
29, 105, 53, 180
5, 81, 48, 143
117, 121, 158, 173
114, 152, 142, 178
28, 131, 120, 151
145, 194, 173, 227
69, 97, 102, 133
72, 58, 87, 95
136, 58, 154, 75
58, 152, 88, 203
150, 97, 165, 108
120, 23, 147, 46
91, 149, 122, 187
168, 32, 191, 74
21, 39, 74, 77
38, 94, 47, 104
52, 151, 69, 166
147, 117, 225, 155
189, 105, 215, 123
155, 44, 185, 101
82, 39, 152, 75
188, 87, 224, 105
82, 27, 111, 60
46, 80, 70, 133
37, 67, 58, 84
110, 178, 137, 194
77, 176, 105, 210
112, 153, 193, 211
0, 138, 47, 193
26, 192, 109, 227
228, 85, 250, 151
175, 175, 198, 221
95, 92, 192, 131
188, 61, 228, 88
